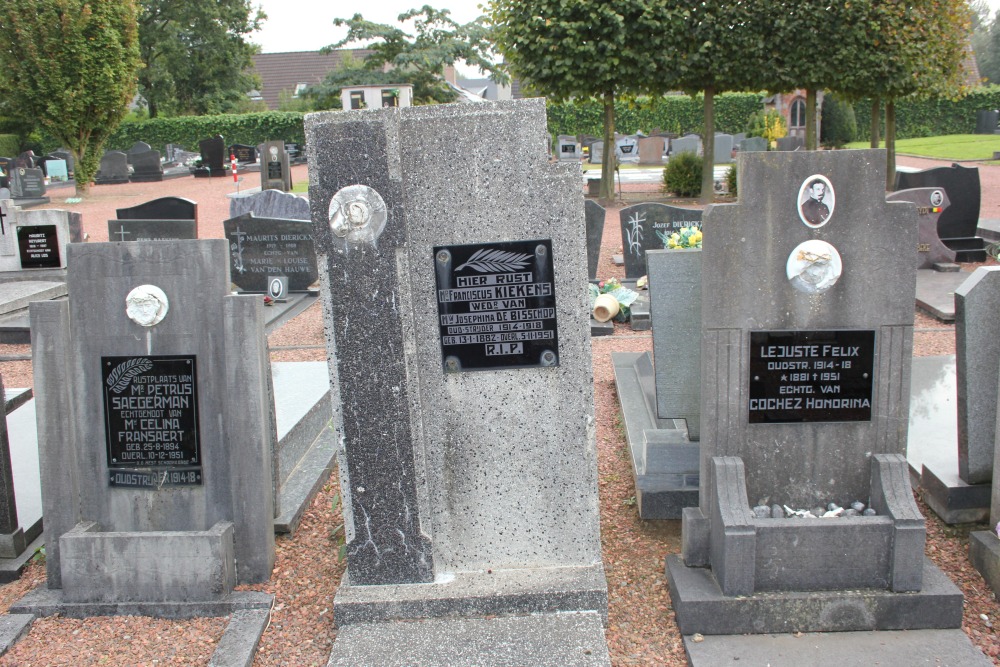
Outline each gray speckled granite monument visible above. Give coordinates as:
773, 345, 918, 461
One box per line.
667, 149, 965, 639
306, 100, 608, 661
15, 240, 274, 618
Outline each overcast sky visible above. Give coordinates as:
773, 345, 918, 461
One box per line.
252, 1, 1000, 55
251, 0, 487, 54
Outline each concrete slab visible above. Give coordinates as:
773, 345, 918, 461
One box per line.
666, 555, 963, 635
208, 608, 270, 667
979, 218, 1000, 243
0, 281, 66, 316
907, 355, 990, 524
612, 352, 698, 519
684, 628, 990, 666
590, 319, 614, 337
916, 268, 972, 322
970, 531, 1000, 600
327, 612, 610, 667
0, 614, 33, 657
10, 587, 273, 620
4, 399, 43, 540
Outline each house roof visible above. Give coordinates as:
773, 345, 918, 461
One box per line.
251, 49, 372, 110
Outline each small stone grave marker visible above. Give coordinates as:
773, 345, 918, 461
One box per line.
94, 151, 129, 185
261, 140, 291, 191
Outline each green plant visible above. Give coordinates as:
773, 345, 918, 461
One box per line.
331, 493, 347, 561
588, 277, 639, 323
0, 134, 19, 157
821, 94, 857, 148
662, 152, 703, 198
746, 109, 787, 144
726, 163, 737, 196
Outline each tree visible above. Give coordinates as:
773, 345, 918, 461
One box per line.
490, 0, 678, 200
137, 0, 264, 117
326, 6, 506, 106
0, 0, 141, 196
307, 51, 460, 109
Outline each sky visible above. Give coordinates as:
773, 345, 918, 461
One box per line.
251, 0, 488, 54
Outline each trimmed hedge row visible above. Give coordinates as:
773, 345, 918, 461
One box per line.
0, 134, 20, 157
546, 93, 764, 137
853, 86, 1000, 141
106, 111, 306, 152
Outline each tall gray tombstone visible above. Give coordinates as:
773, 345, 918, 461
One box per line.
713, 134, 734, 164
589, 140, 603, 164
305, 100, 606, 629
229, 188, 310, 221
668, 149, 963, 636
672, 134, 701, 157
648, 249, 701, 440
261, 140, 291, 192
887, 187, 955, 268
620, 202, 702, 279
0, 204, 71, 272
556, 134, 579, 161
638, 136, 666, 165
24, 240, 276, 609
584, 200, 605, 280
955, 267, 1000, 485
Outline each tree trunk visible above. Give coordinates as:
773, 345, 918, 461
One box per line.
806, 89, 817, 150
885, 99, 896, 192
701, 86, 715, 205
870, 98, 880, 148
148, 100, 158, 119
600, 90, 615, 201
73, 147, 90, 197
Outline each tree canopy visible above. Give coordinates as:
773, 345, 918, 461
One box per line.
137, 0, 264, 117
490, 0, 679, 199
0, 0, 141, 195
323, 6, 505, 106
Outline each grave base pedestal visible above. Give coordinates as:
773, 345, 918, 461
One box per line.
666, 554, 963, 635
332, 564, 608, 628
920, 463, 990, 525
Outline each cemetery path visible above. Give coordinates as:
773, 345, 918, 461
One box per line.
44, 164, 310, 242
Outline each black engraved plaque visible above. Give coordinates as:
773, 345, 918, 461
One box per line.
748, 330, 876, 423
17, 225, 60, 268
434, 239, 559, 372
102, 355, 202, 487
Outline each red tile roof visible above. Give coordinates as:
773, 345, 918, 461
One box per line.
251, 49, 373, 110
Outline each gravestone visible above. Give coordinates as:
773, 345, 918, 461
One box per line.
14, 152, 36, 169
261, 140, 291, 191
223, 213, 317, 292
887, 187, 955, 268
0, 158, 13, 188
975, 110, 999, 135
48, 150, 74, 176
305, 100, 608, 657
671, 134, 701, 157
739, 137, 767, 153
955, 268, 1000, 485
620, 203, 702, 279
732, 132, 747, 146
585, 200, 605, 280
108, 219, 197, 242
195, 135, 227, 177
0, 203, 71, 272
230, 144, 257, 164
588, 140, 604, 164
125, 142, 152, 164
775, 136, 805, 151
94, 151, 129, 185
713, 134, 734, 164
229, 188, 310, 221
667, 149, 963, 638
129, 149, 163, 183
638, 137, 666, 165
616, 134, 640, 162
117, 196, 198, 230
556, 135, 579, 161
8, 167, 47, 200
21, 239, 275, 609
894, 164, 985, 261
43, 159, 68, 183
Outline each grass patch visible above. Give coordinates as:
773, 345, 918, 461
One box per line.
291, 180, 308, 193
844, 134, 1000, 161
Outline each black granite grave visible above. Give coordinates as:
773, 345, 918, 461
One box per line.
125, 142, 152, 164
223, 213, 318, 292
129, 149, 164, 183
619, 203, 702, 279
107, 219, 197, 242
117, 196, 197, 223
230, 144, 257, 164
194, 135, 227, 178
895, 164, 986, 261
9, 167, 46, 200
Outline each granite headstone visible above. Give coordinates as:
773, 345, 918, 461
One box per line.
223, 213, 317, 292
94, 151, 129, 185
620, 203, 702, 279
887, 187, 955, 268
129, 149, 164, 183
228, 189, 310, 221
585, 199, 605, 280
894, 164, 985, 261
261, 140, 291, 191
638, 137, 666, 165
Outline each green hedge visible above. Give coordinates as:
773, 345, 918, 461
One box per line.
0, 134, 20, 157
106, 111, 306, 152
546, 93, 764, 137
853, 86, 1000, 141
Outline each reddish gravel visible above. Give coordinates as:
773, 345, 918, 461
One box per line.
1, 158, 999, 665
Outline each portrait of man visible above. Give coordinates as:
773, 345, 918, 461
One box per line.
797, 175, 835, 228
125, 284, 169, 327
786, 240, 843, 294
